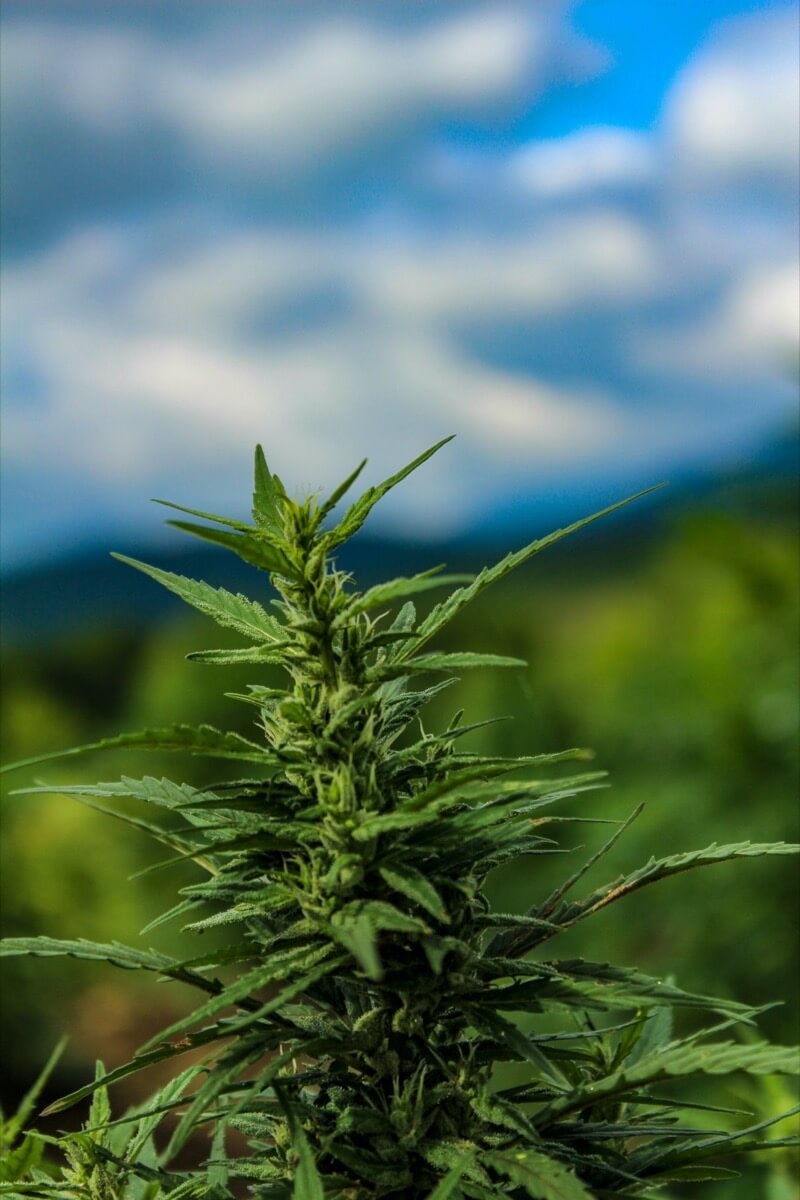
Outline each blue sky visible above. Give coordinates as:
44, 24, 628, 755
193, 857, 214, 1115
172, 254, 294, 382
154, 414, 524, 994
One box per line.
1, 1, 797, 568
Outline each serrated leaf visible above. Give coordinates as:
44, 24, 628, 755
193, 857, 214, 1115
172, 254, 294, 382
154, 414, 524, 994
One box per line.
469, 1089, 538, 1139
42, 1021, 235, 1115
224, 956, 349, 1040
379, 865, 450, 923
274, 1088, 324, 1200
252, 444, 282, 532
137, 942, 332, 1052
186, 646, 290, 665
424, 1156, 476, 1199
395, 485, 664, 662
634, 1101, 800, 1173
352, 808, 440, 842
467, 1007, 556, 1078
534, 1041, 800, 1126
421, 1141, 492, 1187
316, 457, 368, 524
559, 841, 800, 931
325, 436, 454, 548
207, 1120, 229, 1190
400, 752, 588, 813
2, 1036, 67, 1147
329, 900, 427, 980
164, 1034, 268, 1161
650, 1165, 740, 1181
88, 1062, 111, 1135
1, 724, 271, 775
126, 1066, 202, 1163
0, 937, 222, 999
15, 775, 209, 811
539, 960, 753, 1018
151, 497, 254, 531
111, 554, 284, 641
339, 571, 473, 622
0, 1134, 44, 1183
167, 520, 295, 577
489, 1148, 592, 1199
1, 936, 176, 973
374, 651, 528, 680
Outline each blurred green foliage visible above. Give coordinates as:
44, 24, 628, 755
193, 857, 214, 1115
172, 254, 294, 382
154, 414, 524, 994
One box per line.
1, 508, 797, 1192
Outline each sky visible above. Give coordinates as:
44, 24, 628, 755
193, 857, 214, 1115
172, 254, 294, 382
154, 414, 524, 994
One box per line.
1, 0, 798, 568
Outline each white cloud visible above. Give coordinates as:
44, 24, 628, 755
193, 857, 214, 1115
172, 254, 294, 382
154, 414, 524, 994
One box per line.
2, 4, 798, 567
1, 218, 625, 547
29, 211, 658, 338
507, 127, 655, 197
2, 5, 591, 178
665, 7, 799, 187
166, 9, 534, 165
637, 262, 800, 380
362, 211, 660, 321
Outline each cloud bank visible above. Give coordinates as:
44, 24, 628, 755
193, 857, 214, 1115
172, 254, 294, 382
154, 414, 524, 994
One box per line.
1, 2, 797, 566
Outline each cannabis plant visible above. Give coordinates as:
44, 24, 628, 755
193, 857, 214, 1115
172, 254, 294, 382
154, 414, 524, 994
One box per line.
2, 438, 798, 1199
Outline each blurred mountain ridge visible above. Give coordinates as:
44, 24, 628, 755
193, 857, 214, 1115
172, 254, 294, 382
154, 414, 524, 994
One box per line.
1, 426, 797, 644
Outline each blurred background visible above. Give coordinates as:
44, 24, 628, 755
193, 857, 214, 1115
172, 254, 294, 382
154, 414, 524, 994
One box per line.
1, 2, 798, 1195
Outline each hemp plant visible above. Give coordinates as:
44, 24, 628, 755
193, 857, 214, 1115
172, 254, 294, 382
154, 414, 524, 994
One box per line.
2, 438, 798, 1199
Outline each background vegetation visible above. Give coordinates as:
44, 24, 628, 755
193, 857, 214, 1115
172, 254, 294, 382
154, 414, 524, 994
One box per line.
1, 482, 797, 1195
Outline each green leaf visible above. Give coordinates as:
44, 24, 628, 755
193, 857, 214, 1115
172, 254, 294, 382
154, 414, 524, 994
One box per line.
325, 436, 454, 548
2, 1037, 67, 1147
352, 808, 440, 842
164, 1034, 268, 1160
0, 938, 228, 1009
0, 1134, 44, 1183
316, 457, 368, 524
330, 900, 427, 980
15, 775, 209, 811
274, 1087, 324, 1200
339, 571, 473, 621
0, 936, 177, 972
207, 1119, 229, 1190
396, 485, 665, 662
537, 960, 754, 1017
469, 1089, 539, 1139
534, 1041, 800, 1126
372, 652, 527, 681
489, 1148, 593, 1199
136, 943, 333, 1052
536, 804, 645, 921
421, 1141, 493, 1188
403, 652, 528, 673
561, 840, 800, 929
151, 497, 254, 531
87, 1062, 112, 1138
252, 444, 282, 532
167, 520, 295, 577
111, 555, 284, 641
466, 1008, 556, 1078
186, 646, 290, 665
423, 1156, 476, 1199
650, 1166, 740, 1181
1, 723, 271, 774
42, 1021, 235, 1115
400, 752, 590, 813
633, 1100, 800, 1174
379, 865, 450, 923
223, 956, 349, 1040
125, 1067, 202, 1163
